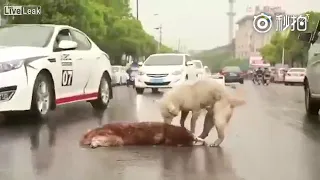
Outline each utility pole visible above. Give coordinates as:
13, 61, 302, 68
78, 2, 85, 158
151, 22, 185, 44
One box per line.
177, 38, 181, 52
136, 0, 139, 20
227, 0, 236, 43
155, 24, 162, 52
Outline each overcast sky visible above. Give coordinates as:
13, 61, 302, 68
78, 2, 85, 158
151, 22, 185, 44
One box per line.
129, 0, 320, 50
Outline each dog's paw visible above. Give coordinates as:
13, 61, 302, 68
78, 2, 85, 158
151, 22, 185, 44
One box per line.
194, 137, 205, 142
208, 139, 223, 147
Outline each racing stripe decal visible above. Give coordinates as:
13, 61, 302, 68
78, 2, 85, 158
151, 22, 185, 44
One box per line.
56, 93, 98, 105
23, 56, 48, 84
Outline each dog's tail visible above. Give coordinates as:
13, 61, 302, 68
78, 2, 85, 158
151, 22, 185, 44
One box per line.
228, 97, 246, 108
228, 86, 246, 108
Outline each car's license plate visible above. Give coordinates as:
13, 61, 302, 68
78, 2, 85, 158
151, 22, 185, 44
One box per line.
151, 78, 163, 83
229, 73, 237, 76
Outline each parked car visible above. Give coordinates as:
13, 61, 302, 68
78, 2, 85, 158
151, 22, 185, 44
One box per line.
0, 24, 113, 120
273, 68, 287, 83
135, 53, 197, 94
298, 21, 320, 115
284, 68, 306, 85
220, 66, 244, 84
191, 60, 205, 78
211, 73, 225, 86
112, 66, 127, 85
270, 67, 276, 82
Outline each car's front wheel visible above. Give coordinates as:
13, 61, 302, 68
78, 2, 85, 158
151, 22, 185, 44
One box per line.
305, 83, 320, 115
30, 73, 54, 119
90, 73, 111, 110
136, 88, 144, 94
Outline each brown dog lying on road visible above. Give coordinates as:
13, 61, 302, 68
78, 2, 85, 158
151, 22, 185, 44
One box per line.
80, 122, 206, 148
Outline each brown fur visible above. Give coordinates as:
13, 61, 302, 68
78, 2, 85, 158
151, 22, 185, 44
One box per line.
80, 122, 203, 148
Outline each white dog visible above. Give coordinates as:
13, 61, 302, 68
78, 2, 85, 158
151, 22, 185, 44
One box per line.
158, 78, 245, 146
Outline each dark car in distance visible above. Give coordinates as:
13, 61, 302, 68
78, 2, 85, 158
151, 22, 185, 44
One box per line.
220, 66, 244, 84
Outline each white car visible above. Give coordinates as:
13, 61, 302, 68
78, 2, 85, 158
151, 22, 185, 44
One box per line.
204, 66, 211, 77
192, 60, 205, 78
0, 24, 113, 119
135, 53, 197, 94
211, 73, 225, 86
284, 68, 306, 85
112, 66, 127, 85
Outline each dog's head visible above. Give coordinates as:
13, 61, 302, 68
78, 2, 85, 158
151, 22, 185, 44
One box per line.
159, 101, 180, 124
90, 135, 109, 148
80, 129, 98, 146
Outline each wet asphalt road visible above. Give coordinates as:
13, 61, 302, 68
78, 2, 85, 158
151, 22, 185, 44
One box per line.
1, 81, 320, 180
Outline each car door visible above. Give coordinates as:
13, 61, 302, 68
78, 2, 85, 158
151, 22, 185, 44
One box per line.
307, 42, 320, 94
51, 29, 81, 99
185, 55, 197, 80
69, 29, 93, 94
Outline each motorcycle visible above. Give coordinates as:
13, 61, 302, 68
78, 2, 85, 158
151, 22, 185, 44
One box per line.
263, 73, 271, 85
256, 74, 263, 85
127, 70, 138, 88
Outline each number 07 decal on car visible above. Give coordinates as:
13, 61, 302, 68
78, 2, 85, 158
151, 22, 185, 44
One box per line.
62, 70, 73, 86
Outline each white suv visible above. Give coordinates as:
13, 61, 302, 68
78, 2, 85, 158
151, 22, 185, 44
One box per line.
135, 53, 197, 94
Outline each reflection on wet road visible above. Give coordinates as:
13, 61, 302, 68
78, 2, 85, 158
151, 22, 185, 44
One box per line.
1, 82, 320, 180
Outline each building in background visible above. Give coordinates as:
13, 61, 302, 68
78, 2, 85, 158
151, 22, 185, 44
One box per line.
235, 6, 285, 59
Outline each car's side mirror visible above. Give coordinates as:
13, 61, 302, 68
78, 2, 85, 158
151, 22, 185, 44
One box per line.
138, 62, 143, 66
298, 32, 312, 42
186, 61, 193, 66
58, 40, 78, 50
299, 20, 320, 44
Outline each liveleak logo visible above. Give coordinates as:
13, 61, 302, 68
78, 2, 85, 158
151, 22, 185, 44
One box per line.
3, 5, 41, 16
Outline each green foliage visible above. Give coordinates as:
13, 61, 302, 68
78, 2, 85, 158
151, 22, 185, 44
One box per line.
193, 50, 249, 73
260, 11, 320, 67
6, 0, 173, 65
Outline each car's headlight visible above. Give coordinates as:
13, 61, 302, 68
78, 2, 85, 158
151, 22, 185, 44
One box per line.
138, 71, 145, 75
0, 59, 24, 73
172, 70, 182, 75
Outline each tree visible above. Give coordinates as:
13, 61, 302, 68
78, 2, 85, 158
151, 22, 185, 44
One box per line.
283, 11, 320, 67
259, 32, 285, 65
5, 0, 170, 65
260, 11, 320, 67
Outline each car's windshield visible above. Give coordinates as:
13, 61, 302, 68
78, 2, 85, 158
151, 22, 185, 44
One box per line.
112, 67, 120, 72
289, 68, 306, 72
0, 25, 54, 47
194, 61, 203, 69
144, 55, 183, 66
223, 66, 241, 72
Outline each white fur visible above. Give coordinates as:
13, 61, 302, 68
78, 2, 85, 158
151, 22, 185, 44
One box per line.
158, 78, 246, 146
